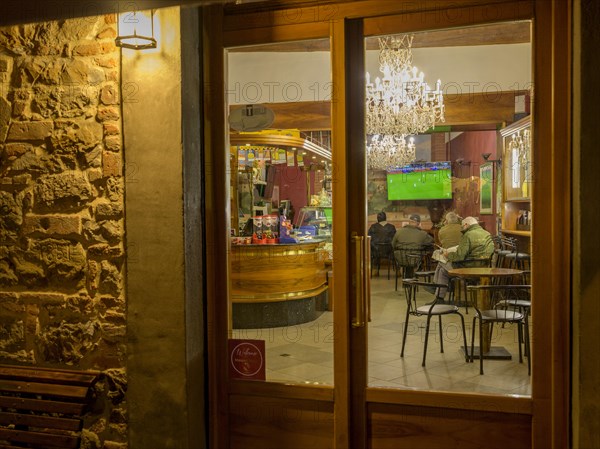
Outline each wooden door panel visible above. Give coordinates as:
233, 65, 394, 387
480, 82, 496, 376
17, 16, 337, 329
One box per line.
229, 394, 334, 449
368, 403, 531, 449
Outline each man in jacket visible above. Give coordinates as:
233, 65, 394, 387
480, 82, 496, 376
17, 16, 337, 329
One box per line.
432, 216, 494, 298
392, 214, 433, 278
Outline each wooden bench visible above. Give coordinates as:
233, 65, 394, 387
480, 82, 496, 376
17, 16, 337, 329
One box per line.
0, 364, 100, 449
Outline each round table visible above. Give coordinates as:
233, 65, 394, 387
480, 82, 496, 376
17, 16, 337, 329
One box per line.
447, 267, 524, 357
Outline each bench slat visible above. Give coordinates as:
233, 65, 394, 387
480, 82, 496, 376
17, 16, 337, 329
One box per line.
0, 411, 81, 431
0, 396, 85, 415
0, 380, 89, 401
0, 428, 79, 448
0, 365, 99, 388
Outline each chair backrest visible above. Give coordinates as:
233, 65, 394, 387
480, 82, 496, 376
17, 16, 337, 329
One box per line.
500, 235, 518, 253
394, 243, 433, 269
452, 255, 493, 268
466, 284, 531, 314
403, 279, 449, 313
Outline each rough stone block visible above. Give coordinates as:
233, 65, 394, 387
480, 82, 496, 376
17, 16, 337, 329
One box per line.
101, 323, 126, 340
94, 57, 117, 68
20, 292, 65, 305
72, 43, 101, 56
100, 42, 117, 54
103, 122, 120, 136
104, 310, 125, 325
0, 57, 11, 72
87, 167, 103, 182
0, 190, 23, 229
12, 174, 32, 187
103, 151, 122, 177
100, 84, 119, 105
6, 121, 53, 141
0, 97, 11, 129
96, 201, 123, 219
22, 214, 82, 236
25, 304, 39, 333
97, 27, 117, 39
88, 244, 124, 259
34, 172, 93, 209
96, 107, 119, 122
0, 301, 24, 314
3, 142, 33, 158
104, 135, 121, 152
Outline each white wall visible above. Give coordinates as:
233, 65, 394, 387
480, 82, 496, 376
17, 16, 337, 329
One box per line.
227, 43, 531, 105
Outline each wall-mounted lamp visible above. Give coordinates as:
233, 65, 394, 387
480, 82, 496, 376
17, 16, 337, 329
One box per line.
455, 158, 471, 166
482, 152, 502, 165
116, 9, 157, 50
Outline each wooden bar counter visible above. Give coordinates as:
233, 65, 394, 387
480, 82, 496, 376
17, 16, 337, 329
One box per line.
230, 241, 329, 328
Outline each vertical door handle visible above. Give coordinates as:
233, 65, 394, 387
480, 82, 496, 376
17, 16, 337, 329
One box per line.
365, 236, 371, 322
352, 234, 366, 327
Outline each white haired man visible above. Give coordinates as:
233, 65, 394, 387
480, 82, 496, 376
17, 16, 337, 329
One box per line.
431, 216, 494, 299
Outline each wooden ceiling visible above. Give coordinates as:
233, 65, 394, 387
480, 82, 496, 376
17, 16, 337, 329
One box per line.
228, 21, 530, 52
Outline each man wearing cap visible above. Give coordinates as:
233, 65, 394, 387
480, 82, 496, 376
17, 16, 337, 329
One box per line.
432, 216, 495, 299
392, 214, 434, 278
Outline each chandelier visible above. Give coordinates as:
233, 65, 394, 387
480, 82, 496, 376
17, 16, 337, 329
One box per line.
367, 135, 416, 171
366, 35, 445, 170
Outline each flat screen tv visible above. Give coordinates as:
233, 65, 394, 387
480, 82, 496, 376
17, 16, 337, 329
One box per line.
387, 162, 453, 200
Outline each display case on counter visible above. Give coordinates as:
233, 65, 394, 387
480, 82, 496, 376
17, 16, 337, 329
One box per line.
294, 206, 332, 241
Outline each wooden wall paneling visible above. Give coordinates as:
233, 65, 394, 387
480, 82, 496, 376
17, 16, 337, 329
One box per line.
202, 5, 230, 449
230, 102, 331, 131
368, 403, 531, 449
228, 22, 530, 52
228, 91, 524, 132
363, 1, 534, 37
224, 0, 522, 32
224, 21, 330, 48
229, 394, 334, 449
531, 1, 571, 448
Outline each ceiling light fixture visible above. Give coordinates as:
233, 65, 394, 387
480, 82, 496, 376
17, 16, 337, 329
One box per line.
365, 35, 445, 170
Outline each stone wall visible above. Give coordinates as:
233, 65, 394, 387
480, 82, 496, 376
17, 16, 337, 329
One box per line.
0, 15, 126, 448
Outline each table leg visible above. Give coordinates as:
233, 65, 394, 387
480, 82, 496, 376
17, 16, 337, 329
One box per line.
479, 277, 491, 354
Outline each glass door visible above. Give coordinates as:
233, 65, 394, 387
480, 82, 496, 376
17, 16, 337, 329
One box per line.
226, 38, 335, 386
365, 23, 533, 395
210, 2, 568, 448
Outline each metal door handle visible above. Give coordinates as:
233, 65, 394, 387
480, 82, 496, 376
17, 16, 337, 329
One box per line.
352, 234, 365, 327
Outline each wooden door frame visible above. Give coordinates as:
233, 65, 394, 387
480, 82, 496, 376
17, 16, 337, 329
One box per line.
205, 1, 571, 448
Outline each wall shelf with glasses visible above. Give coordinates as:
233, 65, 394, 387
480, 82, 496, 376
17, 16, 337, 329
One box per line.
499, 115, 532, 253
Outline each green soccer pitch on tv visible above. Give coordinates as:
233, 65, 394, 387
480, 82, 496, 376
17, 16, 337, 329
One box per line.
386, 162, 453, 200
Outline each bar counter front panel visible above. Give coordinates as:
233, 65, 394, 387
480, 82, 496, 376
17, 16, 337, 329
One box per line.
230, 241, 329, 328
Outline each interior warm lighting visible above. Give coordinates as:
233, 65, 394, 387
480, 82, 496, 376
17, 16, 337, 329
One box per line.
116, 9, 157, 50
366, 35, 445, 170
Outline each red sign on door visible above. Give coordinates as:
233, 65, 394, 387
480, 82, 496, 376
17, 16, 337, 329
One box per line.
228, 339, 266, 381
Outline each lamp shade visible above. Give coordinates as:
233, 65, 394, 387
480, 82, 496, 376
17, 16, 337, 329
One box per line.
116, 9, 156, 50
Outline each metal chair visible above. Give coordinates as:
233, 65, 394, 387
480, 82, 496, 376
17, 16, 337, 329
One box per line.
466, 284, 531, 375
394, 244, 433, 291
401, 279, 469, 367
371, 242, 394, 279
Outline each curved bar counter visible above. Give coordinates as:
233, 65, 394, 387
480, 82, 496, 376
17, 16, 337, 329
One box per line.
230, 241, 329, 328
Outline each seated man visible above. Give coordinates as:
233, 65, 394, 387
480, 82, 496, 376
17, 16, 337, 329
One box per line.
392, 214, 433, 278
432, 216, 495, 298
438, 211, 463, 249
368, 211, 396, 246
368, 212, 397, 274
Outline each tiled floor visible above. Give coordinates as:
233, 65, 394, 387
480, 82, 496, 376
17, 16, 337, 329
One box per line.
232, 275, 532, 396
